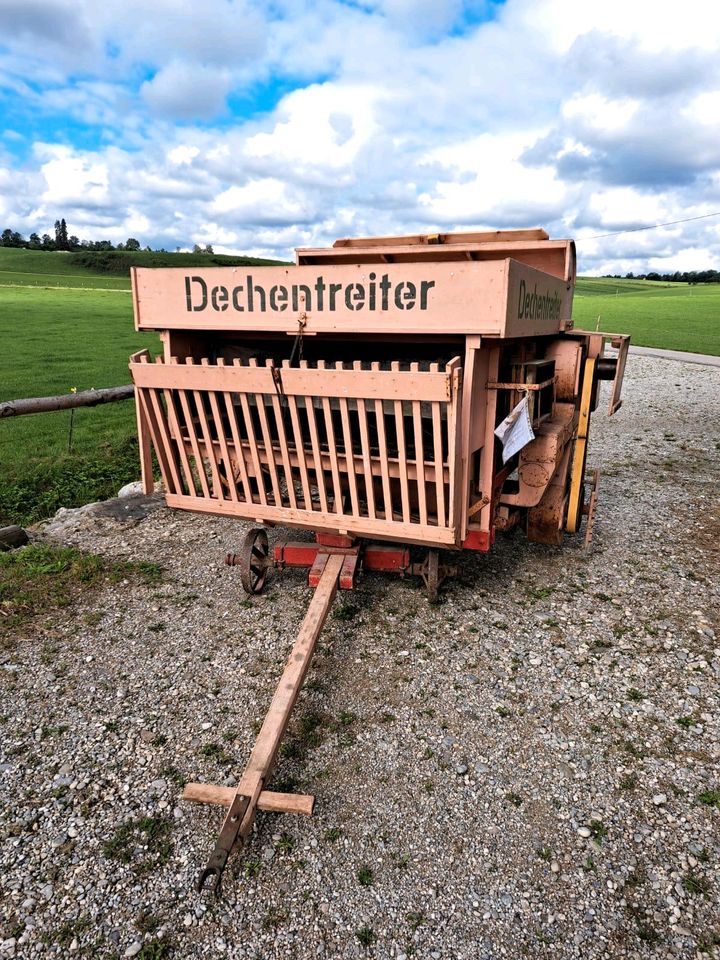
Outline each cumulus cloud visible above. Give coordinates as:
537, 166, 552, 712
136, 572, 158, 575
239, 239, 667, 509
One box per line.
0, 0, 719, 271
140, 61, 232, 120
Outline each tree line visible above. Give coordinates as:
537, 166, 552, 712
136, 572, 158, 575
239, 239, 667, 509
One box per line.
605, 270, 720, 284
0, 218, 213, 254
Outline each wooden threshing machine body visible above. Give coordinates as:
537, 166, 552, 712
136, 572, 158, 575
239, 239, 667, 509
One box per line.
129, 228, 627, 552
128, 228, 629, 891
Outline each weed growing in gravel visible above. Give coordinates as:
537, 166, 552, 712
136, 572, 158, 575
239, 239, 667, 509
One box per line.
356, 926, 376, 948
588, 820, 608, 843
627, 688, 645, 702
527, 586, 554, 601
199, 742, 230, 763
276, 833, 295, 853
635, 921, 661, 944
698, 932, 720, 952
406, 912, 425, 932
683, 872, 711, 896
338, 710, 356, 726
42, 917, 90, 947
137, 938, 173, 960
135, 911, 161, 935
271, 775, 299, 793
104, 720, 120, 733
103, 816, 173, 872
536, 846, 552, 861
696, 787, 720, 809
151, 734, 167, 747
357, 865, 374, 886
324, 827, 343, 842
619, 773, 638, 790
495, 705, 512, 718
159, 765, 185, 788
263, 907, 288, 929
332, 602, 359, 622
244, 860, 261, 879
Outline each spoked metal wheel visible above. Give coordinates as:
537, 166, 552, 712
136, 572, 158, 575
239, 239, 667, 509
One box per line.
238, 527, 270, 595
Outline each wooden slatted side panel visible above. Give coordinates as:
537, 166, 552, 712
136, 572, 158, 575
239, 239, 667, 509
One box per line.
129, 354, 464, 543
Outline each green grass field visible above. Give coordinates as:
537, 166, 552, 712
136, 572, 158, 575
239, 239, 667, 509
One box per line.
574, 278, 720, 355
1, 249, 718, 525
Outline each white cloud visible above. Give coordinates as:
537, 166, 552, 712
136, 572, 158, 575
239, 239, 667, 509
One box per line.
140, 61, 232, 120
0, 0, 718, 273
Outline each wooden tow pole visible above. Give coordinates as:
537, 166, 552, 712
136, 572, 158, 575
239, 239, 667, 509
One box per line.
185, 552, 347, 895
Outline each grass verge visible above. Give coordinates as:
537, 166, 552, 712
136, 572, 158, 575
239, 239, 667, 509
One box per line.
0, 542, 162, 643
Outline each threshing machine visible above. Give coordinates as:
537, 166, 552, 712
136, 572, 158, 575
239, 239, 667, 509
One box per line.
128, 228, 628, 892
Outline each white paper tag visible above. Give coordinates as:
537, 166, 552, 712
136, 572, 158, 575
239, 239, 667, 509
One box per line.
494, 394, 535, 463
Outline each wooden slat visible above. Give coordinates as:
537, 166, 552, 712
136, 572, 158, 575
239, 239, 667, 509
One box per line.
133, 383, 154, 495
353, 361, 375, 520
317, 361, 343, 514
446, 357, 463, 532
430, 363, 446, 528
218, 359, 254, 505
176, 385, 211, 499
146, 358, 183, 495
163, 380, 197, 497
372, 362, 393, 520
192, 359, 223, 500
249, 359, 283, 506
206, 377, 239, 503
391, 362, 410, 523
302, 380, 329, 514
182, 783, 314, 816
165, 493, 458, 547
284, 361, 313, 512
338, 386, 360, 517
267, 363, 298, 510
136, 387, 174, 493
130, 359, 452, 402
235, 361, 268, 506
410, 363, 428, 526
235, 553, 344, 790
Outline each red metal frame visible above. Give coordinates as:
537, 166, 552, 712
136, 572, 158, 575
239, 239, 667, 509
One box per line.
274, 536, 412, 588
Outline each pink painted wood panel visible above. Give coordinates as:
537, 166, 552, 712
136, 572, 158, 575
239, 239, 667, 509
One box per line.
131, 260, 571, 337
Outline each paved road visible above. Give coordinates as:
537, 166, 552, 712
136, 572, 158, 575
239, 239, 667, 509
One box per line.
629, 344, 720, 367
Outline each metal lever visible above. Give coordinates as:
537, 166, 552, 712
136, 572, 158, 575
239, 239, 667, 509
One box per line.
197, 792, 251, 896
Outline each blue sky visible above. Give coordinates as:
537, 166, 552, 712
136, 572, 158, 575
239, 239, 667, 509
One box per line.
1, 0, 719, 273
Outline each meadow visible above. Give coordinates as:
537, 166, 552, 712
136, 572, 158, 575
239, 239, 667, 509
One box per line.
1, 249, 718, 525
573, 277, 720, 355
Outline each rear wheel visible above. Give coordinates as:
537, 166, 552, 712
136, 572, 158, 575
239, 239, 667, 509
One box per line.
238, 528, 270, 595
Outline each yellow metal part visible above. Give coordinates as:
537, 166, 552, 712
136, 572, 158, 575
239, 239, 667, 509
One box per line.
566, 356, 596, 533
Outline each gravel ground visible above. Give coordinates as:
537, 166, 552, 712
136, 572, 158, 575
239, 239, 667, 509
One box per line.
1, 355, 719, 960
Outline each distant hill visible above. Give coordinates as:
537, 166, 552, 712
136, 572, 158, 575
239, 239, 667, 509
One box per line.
68, 249, 289, 274
0, 246, 288, 286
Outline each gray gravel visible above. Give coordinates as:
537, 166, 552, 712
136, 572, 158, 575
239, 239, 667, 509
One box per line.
1, 355, 719, 959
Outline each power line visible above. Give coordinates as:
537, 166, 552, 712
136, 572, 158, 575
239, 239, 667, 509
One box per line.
575, 210, 720, 242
